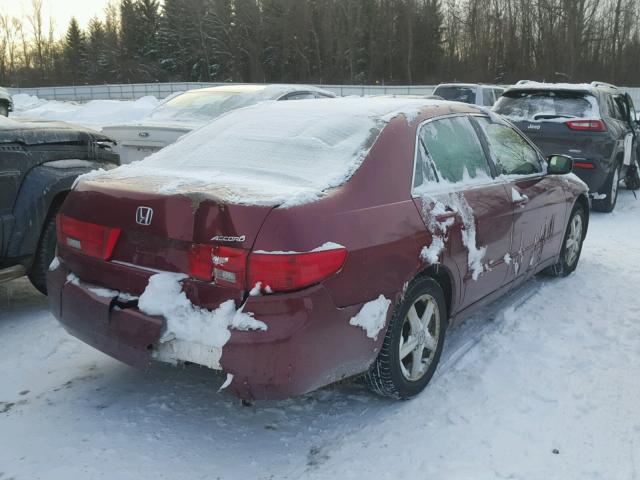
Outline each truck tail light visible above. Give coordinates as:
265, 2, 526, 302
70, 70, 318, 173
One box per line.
573, 161, 596, 169
56, 214, 121, 260
566, 120, 605, 132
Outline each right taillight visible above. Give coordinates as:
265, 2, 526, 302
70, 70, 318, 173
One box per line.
186, 243, 347, 293
188, 244, 247, 287
56, 214, 121, 260
248, 247, 348, 293
566, 119, 605, 132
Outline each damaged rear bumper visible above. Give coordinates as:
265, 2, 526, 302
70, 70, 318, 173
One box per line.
47, 264, 382, 400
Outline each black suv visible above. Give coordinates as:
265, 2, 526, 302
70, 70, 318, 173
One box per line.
494, 81, 639, 212
0, 117, 119, 294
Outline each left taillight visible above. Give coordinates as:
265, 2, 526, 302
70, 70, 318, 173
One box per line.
56, 214, 121, 260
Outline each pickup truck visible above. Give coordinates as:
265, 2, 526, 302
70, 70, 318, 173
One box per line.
0, 117, 119, 294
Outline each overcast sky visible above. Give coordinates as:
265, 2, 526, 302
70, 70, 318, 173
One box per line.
0, 0, 113, 37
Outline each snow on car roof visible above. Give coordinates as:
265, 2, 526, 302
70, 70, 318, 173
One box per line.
506, 82, 597, 94
189, 84, 335, 98
84, 97, 443, 207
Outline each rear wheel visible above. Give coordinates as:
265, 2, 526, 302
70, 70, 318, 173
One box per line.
593, 163, 621, 213
0, 102, 8, 117
624, 162, 640, 190
365, 277, 447, 399
545, 204, 586, 277
28, 211, 58, 295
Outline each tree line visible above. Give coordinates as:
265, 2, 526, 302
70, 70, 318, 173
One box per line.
1, 0, 639, 88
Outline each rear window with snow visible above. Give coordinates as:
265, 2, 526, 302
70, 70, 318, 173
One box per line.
92, 98, 438, 206
147, 90, 266, 123
494, 91, 598, 121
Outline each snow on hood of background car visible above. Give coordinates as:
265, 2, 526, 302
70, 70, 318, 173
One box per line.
80, 97, 441, 207
10, 93, 159, 129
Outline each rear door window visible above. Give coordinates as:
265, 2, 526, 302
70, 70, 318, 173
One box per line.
494, 91, 598, 121
475, 117, 543, 176
433, 86, 477, 104
482, 88, 496, 106
611, 94, 629, 121
415, 116, 492, 188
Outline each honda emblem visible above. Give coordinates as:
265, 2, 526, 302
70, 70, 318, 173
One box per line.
136, 206, 154, 226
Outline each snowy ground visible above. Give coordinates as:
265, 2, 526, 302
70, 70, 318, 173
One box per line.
9, 93, 159, 129
1, 190, 639, 479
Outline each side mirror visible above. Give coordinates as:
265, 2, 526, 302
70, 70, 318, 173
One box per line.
547, 155, 573, 175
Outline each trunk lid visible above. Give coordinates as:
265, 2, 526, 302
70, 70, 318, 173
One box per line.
511, 120, 605, 157
102, 123, 197, 164
59, 176, 273, 297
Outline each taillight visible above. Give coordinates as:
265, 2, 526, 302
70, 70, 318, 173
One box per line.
188, 244, 247, 287
573, 161, 596, 169
566, 119, 605, 132
186, 243, 347, 293
248, 247, 347, 293
56, 214, 121, 260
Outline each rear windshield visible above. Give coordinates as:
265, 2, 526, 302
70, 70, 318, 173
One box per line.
433, 86, 476, 104
494, 91, 599, 121
147, 90, 266, 123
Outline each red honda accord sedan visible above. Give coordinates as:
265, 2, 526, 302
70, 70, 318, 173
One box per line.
47, 97, 589, 400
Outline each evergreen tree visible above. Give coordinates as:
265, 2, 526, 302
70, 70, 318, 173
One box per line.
63, 17, 87, 84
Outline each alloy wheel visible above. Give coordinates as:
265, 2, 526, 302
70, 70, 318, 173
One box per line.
565, 213, 583, 267
398, 294, 441, 382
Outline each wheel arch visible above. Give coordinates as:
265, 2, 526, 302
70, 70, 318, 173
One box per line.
413, 263, 456, 318
6, 165, 84, 265
575, 193, 590, 231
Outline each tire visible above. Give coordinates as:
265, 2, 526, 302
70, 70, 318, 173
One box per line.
593, 163, 621, 213
545, 204, 586, 277
28, 211, 58, 295
624, 163, 640, 191
365, 277, 447, 399
0, 103, 8, 117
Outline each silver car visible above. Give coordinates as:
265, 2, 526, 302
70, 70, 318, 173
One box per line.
102, 84, 336, 164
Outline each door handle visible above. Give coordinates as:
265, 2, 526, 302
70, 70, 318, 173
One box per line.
435, 211, 459, 222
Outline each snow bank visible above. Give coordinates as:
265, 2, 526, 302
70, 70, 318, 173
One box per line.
349, 295, 392, 340
80, 97, 439, 207
10, 94, 159, 129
